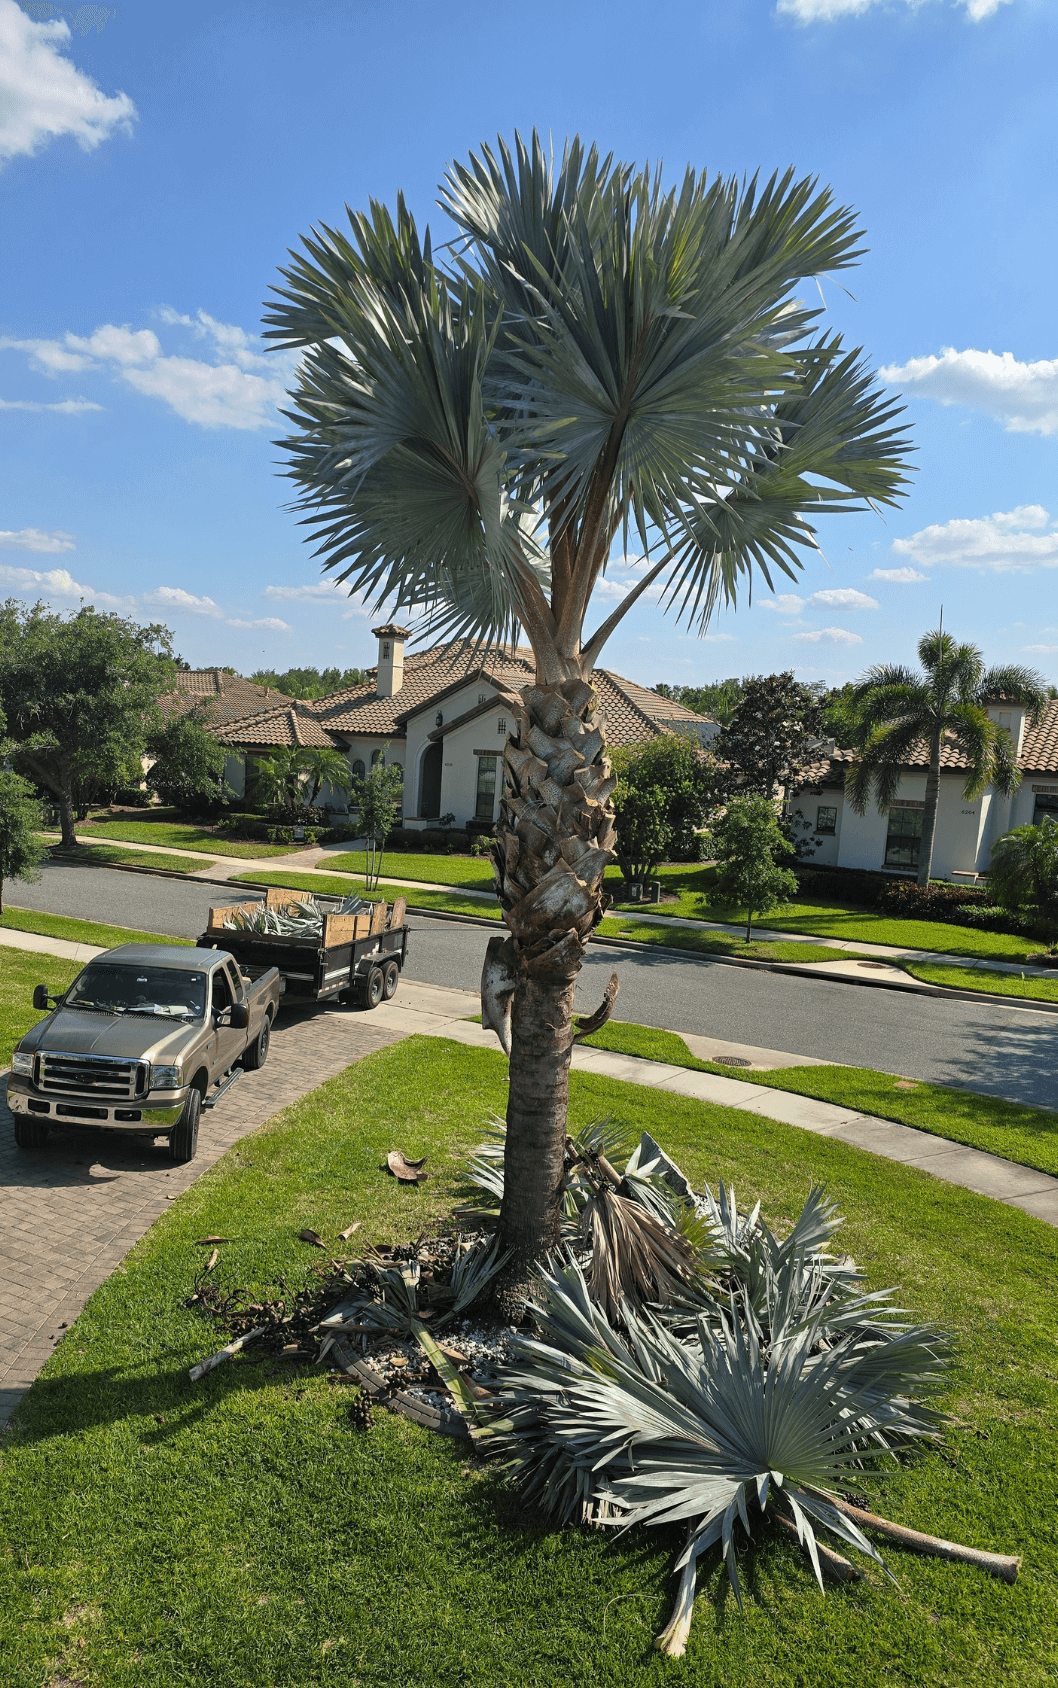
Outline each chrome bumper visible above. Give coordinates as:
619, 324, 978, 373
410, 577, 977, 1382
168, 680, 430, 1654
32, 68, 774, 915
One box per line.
6, 1076, 186, 1132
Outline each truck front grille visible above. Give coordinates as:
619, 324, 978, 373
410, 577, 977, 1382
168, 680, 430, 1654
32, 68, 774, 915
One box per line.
37, 1052, 147, 1101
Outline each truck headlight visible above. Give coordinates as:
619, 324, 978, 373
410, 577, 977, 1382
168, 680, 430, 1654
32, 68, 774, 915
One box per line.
11, 1051, 33, 1077
150, 1064, 182, 1090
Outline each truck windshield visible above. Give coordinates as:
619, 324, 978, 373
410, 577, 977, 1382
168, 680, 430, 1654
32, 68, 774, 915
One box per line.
64, 965, 207, 1020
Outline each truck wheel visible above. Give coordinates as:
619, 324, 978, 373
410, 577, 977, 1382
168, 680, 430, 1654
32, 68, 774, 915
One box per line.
382, 960, 400, 1000
242, 1015, 271, 1071
168, 1086, 201, 1163
13, 1116, 49, 1150
365, 966, 385, 1010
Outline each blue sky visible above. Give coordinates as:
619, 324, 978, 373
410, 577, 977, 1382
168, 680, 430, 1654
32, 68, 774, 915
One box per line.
2, 0, 1057, 692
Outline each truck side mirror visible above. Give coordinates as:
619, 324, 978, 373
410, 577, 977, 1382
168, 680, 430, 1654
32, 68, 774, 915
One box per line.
32, 985, 50, 1011
230, 1002, 249, 1030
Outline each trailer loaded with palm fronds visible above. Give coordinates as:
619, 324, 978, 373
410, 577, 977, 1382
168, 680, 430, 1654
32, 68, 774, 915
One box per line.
197, 886, 409, 1008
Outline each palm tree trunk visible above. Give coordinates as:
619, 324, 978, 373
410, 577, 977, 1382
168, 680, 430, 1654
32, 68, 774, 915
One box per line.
487, 676, 617, 1293
917, 732, 943, 887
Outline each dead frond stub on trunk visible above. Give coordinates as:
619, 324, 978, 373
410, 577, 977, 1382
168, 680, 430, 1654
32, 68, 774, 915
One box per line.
572, 972, 620, 1042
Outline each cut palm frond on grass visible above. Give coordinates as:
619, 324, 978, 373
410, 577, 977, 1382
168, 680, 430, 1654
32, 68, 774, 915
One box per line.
475, 1176, 1018, 1657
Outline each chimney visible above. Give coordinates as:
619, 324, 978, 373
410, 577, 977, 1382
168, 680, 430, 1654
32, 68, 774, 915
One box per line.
372, 623, 409, 698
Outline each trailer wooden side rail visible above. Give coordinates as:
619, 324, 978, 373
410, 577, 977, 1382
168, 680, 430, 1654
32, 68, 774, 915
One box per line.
199, 893, 410, 1009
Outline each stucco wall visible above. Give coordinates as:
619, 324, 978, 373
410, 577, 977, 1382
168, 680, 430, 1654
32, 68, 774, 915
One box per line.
405, 680, 510, 824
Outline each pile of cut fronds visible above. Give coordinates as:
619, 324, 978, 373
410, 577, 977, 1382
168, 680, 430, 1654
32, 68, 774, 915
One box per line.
460, 1122, 988, 1652
220, 892, 366, 936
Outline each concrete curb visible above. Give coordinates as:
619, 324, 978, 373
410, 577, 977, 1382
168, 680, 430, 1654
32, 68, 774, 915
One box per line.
27, 859, 1058, 1016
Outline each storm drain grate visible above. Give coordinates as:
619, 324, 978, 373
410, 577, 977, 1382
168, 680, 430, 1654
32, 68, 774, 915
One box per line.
715, 1055, 752, 1067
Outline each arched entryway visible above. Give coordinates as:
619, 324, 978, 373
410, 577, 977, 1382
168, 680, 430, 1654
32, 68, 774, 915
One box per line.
418, 742, 442, 819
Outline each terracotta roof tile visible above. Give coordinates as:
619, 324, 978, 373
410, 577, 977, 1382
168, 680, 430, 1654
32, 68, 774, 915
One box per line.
160, 669, 288, 728
217, 703, 342, 750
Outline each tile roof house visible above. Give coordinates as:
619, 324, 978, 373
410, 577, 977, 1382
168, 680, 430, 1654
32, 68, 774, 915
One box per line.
174, 627, 716, 827
789, 698, 1058, 880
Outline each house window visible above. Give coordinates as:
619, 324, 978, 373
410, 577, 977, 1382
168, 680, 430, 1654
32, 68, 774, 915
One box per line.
884, 805, 923, 870
351, 759, 365, 781
370, 749, 382, 768
816, 805, 837, 836
497, 717, 506, 735
476, 755, 497, 820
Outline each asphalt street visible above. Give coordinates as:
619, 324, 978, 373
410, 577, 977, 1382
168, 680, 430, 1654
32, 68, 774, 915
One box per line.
7, 860, 1057, 1111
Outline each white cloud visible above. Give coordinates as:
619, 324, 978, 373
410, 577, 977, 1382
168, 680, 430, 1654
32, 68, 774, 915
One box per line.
0, 395, 101, 412
0, 559, 130, 607
806, 587, 879, 610
893, 505, 1058, 573
792, 626, 864, 645
0, 0, 135, 164
702, 632, 737, 643
1023, 643, 1058, 654
0, 312, 298, 431
761, 593, 805, 614
868, 566, 928, 583
0, 525, 75, 552
263, 581, 352, 603
778, 0, 1010, 19
144, 586, 225, 618
228, 617, 292, 633
881, 347, 1058, 436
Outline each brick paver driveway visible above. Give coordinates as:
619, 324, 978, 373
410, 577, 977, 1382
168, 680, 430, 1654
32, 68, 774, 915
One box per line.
0, 1002, 403, 1426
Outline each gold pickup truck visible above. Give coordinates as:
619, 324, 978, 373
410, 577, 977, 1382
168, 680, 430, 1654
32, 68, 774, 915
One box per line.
8, 943, 282, 1163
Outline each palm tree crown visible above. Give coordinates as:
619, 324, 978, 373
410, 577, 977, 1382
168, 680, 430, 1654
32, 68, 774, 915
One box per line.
264, 133, 911, 677
845, 630, 1047, 886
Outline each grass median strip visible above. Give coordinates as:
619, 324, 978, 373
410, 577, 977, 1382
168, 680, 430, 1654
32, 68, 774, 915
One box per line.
46, 842, 213, 875
0, 1035, 1053, 1687
578, 1018, 1058, 1177
904, 960, 1058, 1003
596, 916, 866, 965
72, 815, 296, 859
0, 908, 193, 950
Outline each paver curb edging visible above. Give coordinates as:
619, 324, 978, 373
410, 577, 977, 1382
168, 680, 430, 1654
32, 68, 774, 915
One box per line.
25, 859, 1058, 1015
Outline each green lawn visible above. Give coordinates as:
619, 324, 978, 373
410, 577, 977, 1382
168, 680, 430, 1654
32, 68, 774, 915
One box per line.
323, 849, 497, 889
1, 1037, 1053, 1687
1, 946, 82, 1067
905, 960, 1058, 1004
46, 842, 212, 875
580, 1018, 1058, 1177
68, 815, 296, 859
0, 909, 193, 950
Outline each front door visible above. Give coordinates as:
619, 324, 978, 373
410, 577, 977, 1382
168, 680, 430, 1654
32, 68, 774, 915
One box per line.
209, 966, 244, 1079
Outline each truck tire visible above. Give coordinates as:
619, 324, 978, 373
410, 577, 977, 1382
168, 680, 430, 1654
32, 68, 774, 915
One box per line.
365, 966, 385, 1010
13, 1115, 49, 1150
242, 1014, 271, 1071
168, 1085, 201, 1163
382, 959, 400, 1000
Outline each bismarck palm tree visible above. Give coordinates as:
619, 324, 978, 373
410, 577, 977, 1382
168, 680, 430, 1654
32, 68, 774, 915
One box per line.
845, 631, 1047, 887
264, 133, 911, 1282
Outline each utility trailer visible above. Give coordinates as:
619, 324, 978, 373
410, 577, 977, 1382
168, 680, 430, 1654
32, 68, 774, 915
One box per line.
197, 886, 409, 1010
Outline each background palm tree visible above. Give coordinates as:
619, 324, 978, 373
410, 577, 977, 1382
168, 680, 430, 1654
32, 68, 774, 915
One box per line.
844, 631, 1047, 887
264, 132, 912, 1280
297, 745, 355, 807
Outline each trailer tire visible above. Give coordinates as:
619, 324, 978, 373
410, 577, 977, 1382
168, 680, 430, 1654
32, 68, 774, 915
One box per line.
14, 1115, 49, 1150
168, 1085, 201, 1164
242, 1014, 271, 1071
365, 966, 385, 1010
382, 960, 399, 1000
